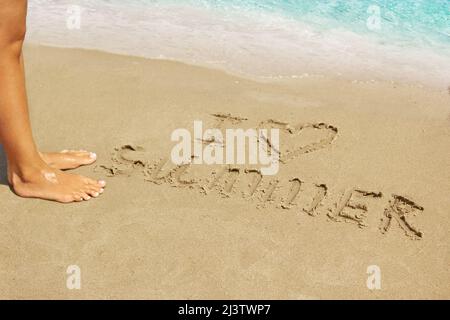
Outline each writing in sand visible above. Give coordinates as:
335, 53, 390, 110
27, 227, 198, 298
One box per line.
98, 113, 425, 240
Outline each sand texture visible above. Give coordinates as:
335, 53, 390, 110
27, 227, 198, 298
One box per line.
0, 45, 449, 299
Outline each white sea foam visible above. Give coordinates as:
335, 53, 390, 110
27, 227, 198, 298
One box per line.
27, 0, 450, 88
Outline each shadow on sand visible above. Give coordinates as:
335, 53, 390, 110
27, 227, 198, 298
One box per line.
0, 145, 8, 186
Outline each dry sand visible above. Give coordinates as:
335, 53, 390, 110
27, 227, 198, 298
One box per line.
0, 45, 449, 299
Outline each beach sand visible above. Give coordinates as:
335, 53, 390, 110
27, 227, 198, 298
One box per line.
0, 45, 449, 299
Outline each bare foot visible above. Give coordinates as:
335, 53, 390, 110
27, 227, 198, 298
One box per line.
9, 164, 106, 203
40, 150, 97, 170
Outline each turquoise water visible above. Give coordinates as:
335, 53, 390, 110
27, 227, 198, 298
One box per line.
127, 0, 450, 50
27, 0, 450, 86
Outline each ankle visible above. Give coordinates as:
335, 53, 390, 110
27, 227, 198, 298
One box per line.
7, 161, 49, 186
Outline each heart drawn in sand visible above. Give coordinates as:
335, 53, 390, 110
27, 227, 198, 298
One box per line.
256, 119, 338, 163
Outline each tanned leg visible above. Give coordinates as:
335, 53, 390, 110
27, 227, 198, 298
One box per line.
0, 0, 106, 202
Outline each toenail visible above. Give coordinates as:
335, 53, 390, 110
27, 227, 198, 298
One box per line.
93, 192, 99, 197
99, 188, 104, 194
90, 152, 97, 159
99, 180, 106, 187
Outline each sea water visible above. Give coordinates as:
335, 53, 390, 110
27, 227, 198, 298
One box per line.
27, 0, 450, 87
